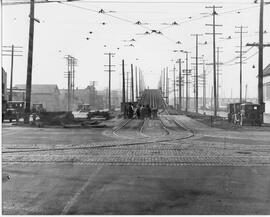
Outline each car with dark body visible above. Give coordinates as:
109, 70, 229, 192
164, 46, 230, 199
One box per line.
228, 102, 263, 126
239, 103, 262, 126
3, 101, 25, 122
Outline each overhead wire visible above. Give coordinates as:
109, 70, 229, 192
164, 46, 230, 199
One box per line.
77, 1, 256, 5
59, 1, 179, 45
222, 46, 255, 65
224, 50, 259, 66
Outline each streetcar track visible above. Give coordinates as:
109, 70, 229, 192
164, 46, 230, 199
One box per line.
2, 90, 196, 154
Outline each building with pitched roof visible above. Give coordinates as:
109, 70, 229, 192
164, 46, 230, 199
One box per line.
263, 63, 270, 114
12, 84, 61, 111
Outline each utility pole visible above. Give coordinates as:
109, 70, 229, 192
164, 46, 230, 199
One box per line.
216, 46, 223, 110
206, 5, 223, 117
191, 34, 203, 113
235, 26, 248, 104
186, 61, 189, 111
71, 57, 74, 106
138, 69, 141, 97
246, 0, 270, 122
131, 64, 134, 103
122, 60, 126, 118
65, 55, 72, 111
163, 68, 166, 97
2, 45, 23, 102
126, 70, 129, 102
166, 67, 169, 104
202, 58, 206, 109
211, 85, 213, 111
71, 57, 77, 108
24, 0, 36, 123
173, 65, 176, 108
9, 45, 14, 102
135, 66, 138, 100
184, 52, 190, 112
104, 52, 115, 111
258, 0, 264, 109
65, 56, 71, 111
177, 59, 183, 111
193, 68, 196, 107
64, 55, 77, 112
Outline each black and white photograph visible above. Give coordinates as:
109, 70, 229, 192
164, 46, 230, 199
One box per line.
1, 0, 270, 214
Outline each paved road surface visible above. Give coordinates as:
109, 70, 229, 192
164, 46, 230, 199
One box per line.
2, 114, 270, 215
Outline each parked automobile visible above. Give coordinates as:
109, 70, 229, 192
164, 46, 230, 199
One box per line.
3, 101, 25, 122
239, 103, 262, 126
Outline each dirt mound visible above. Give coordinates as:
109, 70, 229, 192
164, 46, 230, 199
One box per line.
39, 112, 78, 125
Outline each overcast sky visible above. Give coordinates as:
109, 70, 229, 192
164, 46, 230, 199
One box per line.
2, 0, 270, 99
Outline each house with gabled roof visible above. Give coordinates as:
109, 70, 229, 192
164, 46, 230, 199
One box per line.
13, 84, 61, 111
263, 63, 270, 114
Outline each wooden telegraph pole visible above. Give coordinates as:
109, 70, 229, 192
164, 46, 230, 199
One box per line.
235, 26, 248, 104
206, 5, 223, 117
177, 59, 184, 111
122, 60, 126, 118
131, 64, 134, 103
173, 65, 176, 108
191, 34, 203, 113
24, 0, 35, 123
246, 0, 270, 123
104, 52, 115, 111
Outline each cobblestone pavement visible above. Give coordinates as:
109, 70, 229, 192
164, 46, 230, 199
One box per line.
2, 115, 270, 215
3, 138, 270, 166
2, 115, 270, 167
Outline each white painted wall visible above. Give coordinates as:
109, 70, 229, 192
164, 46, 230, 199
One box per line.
264, 76, 270, 114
